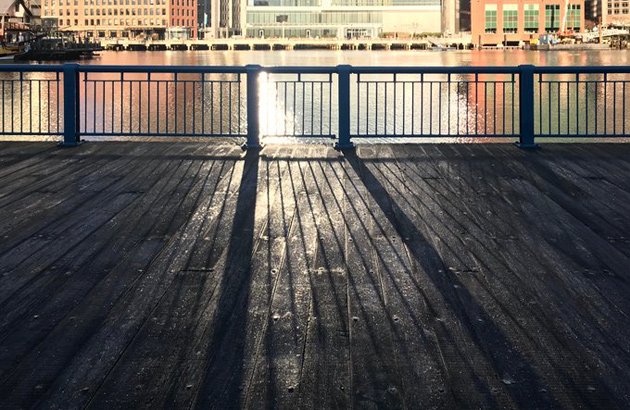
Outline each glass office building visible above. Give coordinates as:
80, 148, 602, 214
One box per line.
245, 0, 444, 38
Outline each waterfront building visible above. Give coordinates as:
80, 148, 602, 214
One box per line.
40, 0, 197, 39
471, 0, 585, 46
606, 0, 630, 25
244, 0, 455, 39
197, 0, 242, 38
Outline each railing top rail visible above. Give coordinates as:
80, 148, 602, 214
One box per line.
264, 66, 337, 74
77, 65, 248, 73
349, 66, 522, 74
2, 64, 630, 76
0, 64, 63, 72
534, 66, 630, 74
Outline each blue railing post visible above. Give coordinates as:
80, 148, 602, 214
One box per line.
244, 64, 262, 150
517, 64, 538, 149
336, 64, 354, 150
62, 63, 80, 147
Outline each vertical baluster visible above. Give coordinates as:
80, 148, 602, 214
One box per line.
20, 72, 23, 133
456, 81, 460, 135
393, 74, 397, 135
493, 81, 496, 135
228, 80, 232, 135
292, 79, 296, 136
402, 81, 406, 135
38, 80, 42, 133
595, 81, 598, 135
438, 80, 442, 135
210, 81, 214, 134
102, 80, 106, 134
120, 73, 124, 134
147, 73, 151, 134
29, 78, 32, 133
429, 81, 433, 135
183, 79, 187, 134
576, 74, 579, 135
448, 74, 452, 135
356, 74, 360, 135
603, 73, 607, 135
319, 81, 323, 135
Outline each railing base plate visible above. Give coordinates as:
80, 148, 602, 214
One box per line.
58, 139, 84, 148
515, 142, 540, 150
334, 142, 355, 151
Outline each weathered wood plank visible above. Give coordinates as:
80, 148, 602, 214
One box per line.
0, 142, 629, 409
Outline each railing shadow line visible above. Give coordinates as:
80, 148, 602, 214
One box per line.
343, 149, 562, 408
193, 148, 259, 409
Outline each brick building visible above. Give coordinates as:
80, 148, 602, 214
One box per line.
471, 0, 585, 46
41, 0, 197, 39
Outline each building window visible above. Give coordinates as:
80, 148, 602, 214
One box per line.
485, 4, 497, 33
524, 4, 539, 32
545, 4, 560, 32
503, 5, 518, 33
566, 4, 581, 30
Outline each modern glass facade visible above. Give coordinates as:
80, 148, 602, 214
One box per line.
245, 0, 443, 38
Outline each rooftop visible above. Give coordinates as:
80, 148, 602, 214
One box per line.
0, 142, 629, 408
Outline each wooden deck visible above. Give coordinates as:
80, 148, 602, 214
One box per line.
0, 142, 630, 409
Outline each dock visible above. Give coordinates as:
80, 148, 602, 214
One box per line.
99, 37, 474, 51
0, 141, 629, 408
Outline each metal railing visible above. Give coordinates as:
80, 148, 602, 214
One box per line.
350, 66, 520, 139
0, 66, 64, 137
0, 64, 629, 148
535, 67, 630, 138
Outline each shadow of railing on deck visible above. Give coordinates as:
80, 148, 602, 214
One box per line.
194, 149, 259, 409
343, 150, 560, 408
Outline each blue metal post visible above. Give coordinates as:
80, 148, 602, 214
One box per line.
62, 64, 80, 146
336, 64, 354, 150
244, 64, 262, 149
517, 64, 539, 149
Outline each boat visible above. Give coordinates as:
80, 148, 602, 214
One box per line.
14, 35, 103, 61
0, 15, 31, 61
0, 44, 22, 59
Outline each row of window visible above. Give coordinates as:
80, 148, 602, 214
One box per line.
44, 8, 168, 15
45, 0, 167, 6
57, 17, 194, 25
484, 4, 580, 33
247, 10, 383, 24
251, 0, 439, 6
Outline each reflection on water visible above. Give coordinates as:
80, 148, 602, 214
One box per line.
1, 49, 629, 142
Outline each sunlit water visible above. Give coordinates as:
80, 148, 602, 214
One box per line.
3, 49, 630, 143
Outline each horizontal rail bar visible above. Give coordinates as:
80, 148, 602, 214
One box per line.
350, 66, 522, 74
0, 65, 63, 72
0, 65, 627, 75
534, 66, 630, 74
76, 65, 248, 74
